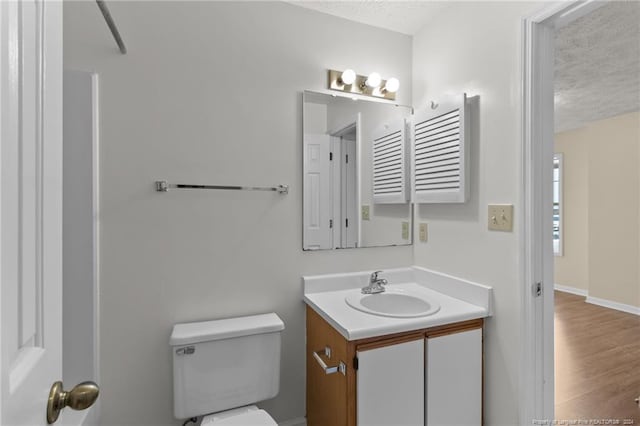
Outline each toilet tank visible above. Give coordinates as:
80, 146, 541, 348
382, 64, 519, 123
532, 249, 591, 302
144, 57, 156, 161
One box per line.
170, 313, 285, 419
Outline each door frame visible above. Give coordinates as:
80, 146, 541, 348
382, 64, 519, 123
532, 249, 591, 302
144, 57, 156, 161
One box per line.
329, 116, 361, 248
521, 1, 607, 423
62, 70, 101, 426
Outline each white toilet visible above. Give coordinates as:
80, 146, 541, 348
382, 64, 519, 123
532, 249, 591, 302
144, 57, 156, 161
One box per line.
170, 313, 285, 425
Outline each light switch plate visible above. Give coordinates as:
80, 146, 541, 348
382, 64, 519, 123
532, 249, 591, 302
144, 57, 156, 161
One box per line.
488, 204, 513, 232
419, 223, 428, 242
401, 221, 409, 240
362, 205, 370, 221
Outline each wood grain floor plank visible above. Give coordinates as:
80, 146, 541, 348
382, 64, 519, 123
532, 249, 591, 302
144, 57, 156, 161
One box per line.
555, 291, 640, 423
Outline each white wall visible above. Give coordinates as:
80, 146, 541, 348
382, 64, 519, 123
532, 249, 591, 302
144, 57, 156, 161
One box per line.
64, 2, 412, 425
412, 2, 540, 425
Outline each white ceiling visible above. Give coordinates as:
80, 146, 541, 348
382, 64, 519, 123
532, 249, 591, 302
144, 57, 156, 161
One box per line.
287, 1, 640, 132
554, 1, 640, 132
286, 0, 449, 35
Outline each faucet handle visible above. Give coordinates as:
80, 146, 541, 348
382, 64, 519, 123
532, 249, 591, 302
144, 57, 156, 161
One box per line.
370, 270, 383, 281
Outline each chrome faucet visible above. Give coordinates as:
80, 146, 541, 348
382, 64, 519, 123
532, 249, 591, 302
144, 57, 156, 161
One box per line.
361, 271, 388, 294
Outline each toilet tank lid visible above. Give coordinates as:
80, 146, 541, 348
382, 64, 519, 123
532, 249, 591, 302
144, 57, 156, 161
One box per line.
170, 313, 284, 346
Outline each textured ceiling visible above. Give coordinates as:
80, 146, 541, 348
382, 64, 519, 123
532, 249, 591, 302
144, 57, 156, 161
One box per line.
554, 1, 640, 132
286, 0, 449, 35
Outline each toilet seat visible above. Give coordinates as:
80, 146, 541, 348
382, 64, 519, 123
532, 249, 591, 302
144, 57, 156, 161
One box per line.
200, 405, 277, 426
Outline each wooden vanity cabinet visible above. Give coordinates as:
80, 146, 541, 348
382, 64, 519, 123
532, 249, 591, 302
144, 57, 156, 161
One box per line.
306, 306, 484, 426
306, 306, 352, 426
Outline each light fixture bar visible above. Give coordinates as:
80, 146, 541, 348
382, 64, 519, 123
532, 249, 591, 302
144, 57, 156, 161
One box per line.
327, 69, 397, 101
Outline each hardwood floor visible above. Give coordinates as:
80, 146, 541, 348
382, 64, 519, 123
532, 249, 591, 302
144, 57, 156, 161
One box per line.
555, 291, 640, 423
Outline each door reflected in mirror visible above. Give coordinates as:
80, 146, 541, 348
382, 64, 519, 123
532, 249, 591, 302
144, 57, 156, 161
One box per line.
303, 91, 413, 250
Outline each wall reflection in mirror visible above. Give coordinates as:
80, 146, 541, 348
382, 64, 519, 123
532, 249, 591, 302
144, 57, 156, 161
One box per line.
303, 91, 413, 250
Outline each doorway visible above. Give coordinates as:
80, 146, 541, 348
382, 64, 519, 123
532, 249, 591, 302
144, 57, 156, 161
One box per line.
552, 2, 640, 420
523, 1, 640, 423
330, 119, 360, 249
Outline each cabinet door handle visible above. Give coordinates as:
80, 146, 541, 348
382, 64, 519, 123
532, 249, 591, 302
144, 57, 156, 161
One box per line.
313, 347, 346, 375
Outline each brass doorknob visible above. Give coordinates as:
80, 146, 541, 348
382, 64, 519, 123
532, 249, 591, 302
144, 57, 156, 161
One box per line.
47, 381, 100, 424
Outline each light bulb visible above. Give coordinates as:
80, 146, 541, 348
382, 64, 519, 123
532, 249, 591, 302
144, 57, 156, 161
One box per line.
385, 77, 400, 93
365, 72, 381, 88
341, 69, 356, 85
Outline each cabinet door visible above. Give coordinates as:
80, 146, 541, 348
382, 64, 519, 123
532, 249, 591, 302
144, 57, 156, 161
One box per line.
426, 329, 482, 426
357, 338, 424, 426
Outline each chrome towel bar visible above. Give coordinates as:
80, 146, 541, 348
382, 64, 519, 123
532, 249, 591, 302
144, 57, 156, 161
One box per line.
155, 180, 289, 195
96, 1, 127, 54
313, 347, 346, 375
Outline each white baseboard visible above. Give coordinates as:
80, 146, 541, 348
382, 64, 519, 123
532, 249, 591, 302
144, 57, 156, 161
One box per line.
585, 296, 640, 316
279, 417, 306, 426
554, 284, 588, 297
555, 285, 640, 315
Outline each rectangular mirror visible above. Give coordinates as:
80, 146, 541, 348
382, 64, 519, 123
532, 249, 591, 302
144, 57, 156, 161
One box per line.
303, 90, 413, 250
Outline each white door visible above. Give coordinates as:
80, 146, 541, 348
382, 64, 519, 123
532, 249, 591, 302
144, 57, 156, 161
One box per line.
330, 135, 358, 248
356, 338, 424, 426
0, 1, 89, 424
426, 329, 482, 426
303, 134, 332, 250
340, 138, 357, 248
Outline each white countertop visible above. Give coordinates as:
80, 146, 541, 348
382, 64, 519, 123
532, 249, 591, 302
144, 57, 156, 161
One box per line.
303, 266, 493, 341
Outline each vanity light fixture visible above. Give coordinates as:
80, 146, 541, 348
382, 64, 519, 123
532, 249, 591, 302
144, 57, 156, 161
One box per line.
384, 77, 400, 94
328, 69, 399, 101
340, 69, 356, 85
365, 72, 382, 88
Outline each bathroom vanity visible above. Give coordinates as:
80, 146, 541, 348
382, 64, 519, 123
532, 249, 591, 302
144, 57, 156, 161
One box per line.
303, 267, 492, 426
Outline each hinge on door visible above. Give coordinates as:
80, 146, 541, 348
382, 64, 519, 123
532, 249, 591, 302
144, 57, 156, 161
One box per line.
345, 154, 349, 164
329, 219, 333, 229
353, 356, 358, 370
329, 152, 333, 161
345, 218, 349, 228
534, 282, 542, 297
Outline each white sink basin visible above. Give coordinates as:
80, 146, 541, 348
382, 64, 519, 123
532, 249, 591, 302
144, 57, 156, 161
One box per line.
345, 288, 441, 318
